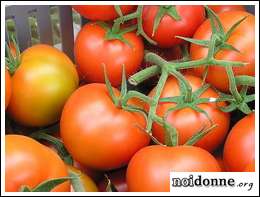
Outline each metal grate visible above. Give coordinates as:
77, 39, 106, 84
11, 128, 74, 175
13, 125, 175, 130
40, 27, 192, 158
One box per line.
5, 5, 75, 60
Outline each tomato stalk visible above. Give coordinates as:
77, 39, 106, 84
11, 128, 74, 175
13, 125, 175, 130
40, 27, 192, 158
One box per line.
5, 35, 21, 75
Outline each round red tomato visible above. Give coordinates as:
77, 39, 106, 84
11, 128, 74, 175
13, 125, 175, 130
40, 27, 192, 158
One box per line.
5, 68, 12, 109
149, 75, 230, 152
190, 11, 255, 92
7, 44, 79, 127
223, 113, 255, 172
208, 5, 245, 14
74, 23, 144, 87
72, 5, 136, 21
5, 135, 70, 192
142, 5, 205, 48
98, 168, 128, 192
60, 83, 150, 171
127, 145, 221, 192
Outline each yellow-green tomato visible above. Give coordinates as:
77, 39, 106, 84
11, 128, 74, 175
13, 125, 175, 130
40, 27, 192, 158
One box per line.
8, 44, 79, 127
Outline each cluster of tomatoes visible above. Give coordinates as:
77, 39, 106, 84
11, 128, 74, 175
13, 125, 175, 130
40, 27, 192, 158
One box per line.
5, 4, 255, 192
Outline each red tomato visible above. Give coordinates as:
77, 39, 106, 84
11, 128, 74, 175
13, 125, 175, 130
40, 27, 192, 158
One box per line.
223, 113, 255, 172
98, 168, 128, 192
60, 83, 150, 171
5, 68, 12, 109
7, 44, 79, 127
149, 75, 230, 152
208, 5, 246, 14
190, 11, 255, 92
5, 135, 70, 192
127, 145, 221, 192
142, 5, 205, 48
74, 23, 144, 87
72, 5, 136, 21
243, 160, 255, 172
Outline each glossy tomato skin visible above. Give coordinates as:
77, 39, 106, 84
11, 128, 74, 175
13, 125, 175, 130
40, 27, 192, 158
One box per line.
74, 23, 144, 87
208, 5, 245, 14
72, 5, 136, 21
223, 113, 255, 172
149, 75, 230, 152
7, 44, 79, 127
190, 11, 255, 92
98, 168, 128, 192
68, 166, 98, 192
127, 145, 221, 192
5, 68, 12, 109
60, 83, 150, 171
5, 135, 70, 192
142, 5, 205, 48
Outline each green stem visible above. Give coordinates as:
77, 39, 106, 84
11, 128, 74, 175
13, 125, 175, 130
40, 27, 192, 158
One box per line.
235, 75, 255, 87
145, 52, 168, 67
128, 65, 161, 85
169, 69, 193, 103
121, 90, 152, 106
146, 69, 168, 132
226, 66, 243, 102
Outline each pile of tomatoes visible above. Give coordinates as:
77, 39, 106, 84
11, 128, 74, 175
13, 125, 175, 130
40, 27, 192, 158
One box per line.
5, 4, 255, 192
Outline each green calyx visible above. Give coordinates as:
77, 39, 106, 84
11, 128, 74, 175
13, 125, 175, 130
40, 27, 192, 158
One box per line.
19, 177, 73, 192
152, 5, 181, 37
97, 21, 137, 47
5, 34, 21, 75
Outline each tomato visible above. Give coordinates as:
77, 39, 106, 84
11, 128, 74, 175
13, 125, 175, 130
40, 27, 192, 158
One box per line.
7, 44, 79, 127
142, 5, 205, 48
208, 5, 245, 14
149, 75, 230, 152
243, 160, 255, 172
5, 68, 12, 109
60, 83, 150, 171
68, 165, 98, 192
190, 11, 255, 92
5, 135, 70, 192
72, 5, 136, 21
127, 145, 221, 192
98, 168, 128, 192
74, 23, 144, 87
223, 113, 255, 172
